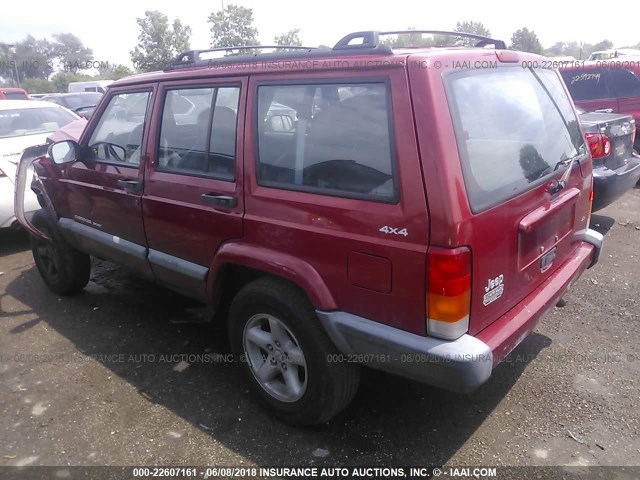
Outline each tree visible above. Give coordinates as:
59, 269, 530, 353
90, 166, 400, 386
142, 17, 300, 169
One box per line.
510, 27, 543, 54
454, 21, 491, 47
274, 29, 302, 47
110, 64, 134, 80
95, 63, 134, 80
51, 33, 93, 73
7, 36, 54, 80
130, 10, 191, 72
591, 39, 613, 52
208, 5, 259, 48
381, 28, 434, 48
21, 78, 54, 94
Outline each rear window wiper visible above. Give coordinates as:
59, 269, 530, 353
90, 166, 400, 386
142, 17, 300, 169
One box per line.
553, 152, 585, 192
534, 152, 583, 183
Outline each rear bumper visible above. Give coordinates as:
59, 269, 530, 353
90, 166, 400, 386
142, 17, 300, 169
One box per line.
318, 233, 601, 393
318, 310, 493, 393
476, 241, 595, 366
592, 157, 640, 211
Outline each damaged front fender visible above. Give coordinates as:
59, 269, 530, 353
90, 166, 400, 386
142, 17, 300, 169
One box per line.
14, 144, 54, 241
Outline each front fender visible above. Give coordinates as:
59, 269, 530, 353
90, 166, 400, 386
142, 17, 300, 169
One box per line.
209, 242, 337, 310
14, 144, 53, 240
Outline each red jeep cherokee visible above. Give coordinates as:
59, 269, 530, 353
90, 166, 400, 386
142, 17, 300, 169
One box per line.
15, 30, 603, 425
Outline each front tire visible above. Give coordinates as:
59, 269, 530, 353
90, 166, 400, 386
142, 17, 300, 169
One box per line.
30, 210, 91, 295
229, 277, 360, 426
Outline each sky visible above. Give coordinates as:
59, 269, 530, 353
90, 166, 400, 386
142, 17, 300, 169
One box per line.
1, 0, 638, 68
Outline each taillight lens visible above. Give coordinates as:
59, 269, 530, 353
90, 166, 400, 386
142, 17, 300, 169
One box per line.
585, 133, 611, 159
427, 246, 471, 340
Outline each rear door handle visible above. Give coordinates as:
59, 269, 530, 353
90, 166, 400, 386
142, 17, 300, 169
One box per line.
201, 193, 237, 208
117, 180, 143, 193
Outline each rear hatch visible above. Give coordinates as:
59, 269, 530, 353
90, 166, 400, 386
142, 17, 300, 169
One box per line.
445, 66, 591, 335
579, 112, 636, 171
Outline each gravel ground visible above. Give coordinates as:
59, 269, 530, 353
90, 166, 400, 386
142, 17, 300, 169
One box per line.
0, 189, 639, 473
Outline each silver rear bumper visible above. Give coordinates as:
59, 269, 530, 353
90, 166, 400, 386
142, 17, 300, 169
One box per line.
574, 228, 604, 268
317, 310, 493, 393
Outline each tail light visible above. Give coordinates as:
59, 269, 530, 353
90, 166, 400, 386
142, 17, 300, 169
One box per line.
427, 246, 471, 340
585, 133, 611, 159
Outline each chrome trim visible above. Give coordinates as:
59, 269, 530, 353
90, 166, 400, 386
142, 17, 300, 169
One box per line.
317, 310, 493, 393
148, 249, 208, 281
574, 228, 603, 268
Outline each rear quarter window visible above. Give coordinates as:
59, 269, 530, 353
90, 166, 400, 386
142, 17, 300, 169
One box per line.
447, 67, 585, 213
608, 68, 640, 98
256, 82, 397, 203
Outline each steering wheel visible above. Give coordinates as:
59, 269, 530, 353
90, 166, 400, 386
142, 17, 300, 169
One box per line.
91, 142, 126, 162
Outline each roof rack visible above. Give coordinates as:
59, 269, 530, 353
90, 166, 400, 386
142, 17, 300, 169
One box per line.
167, 45, 321, 70
164, 29, 505, 72
333, 30, 507, 50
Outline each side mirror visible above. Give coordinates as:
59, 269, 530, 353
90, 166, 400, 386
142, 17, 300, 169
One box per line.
49, 140, 79, 165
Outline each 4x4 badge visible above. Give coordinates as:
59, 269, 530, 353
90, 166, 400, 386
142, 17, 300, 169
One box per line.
379, 226, 408, 237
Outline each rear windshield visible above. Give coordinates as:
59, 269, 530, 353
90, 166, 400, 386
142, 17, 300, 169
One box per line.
3, 91, 28, 100
447, 67, 585, 213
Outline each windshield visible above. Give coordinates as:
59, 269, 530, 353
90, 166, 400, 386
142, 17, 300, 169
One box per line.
446, 67, 585, 213
0, 107, 77, 138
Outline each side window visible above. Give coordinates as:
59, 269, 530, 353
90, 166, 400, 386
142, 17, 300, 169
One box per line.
256, 82, 397, 202
157, 86, 240, 180
88, 91, 151, 165
609, 68, 640, 98
560, 68, 610, 101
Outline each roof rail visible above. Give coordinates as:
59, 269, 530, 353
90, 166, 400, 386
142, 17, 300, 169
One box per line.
167, 45, 319, 70
333, 30, 507, 50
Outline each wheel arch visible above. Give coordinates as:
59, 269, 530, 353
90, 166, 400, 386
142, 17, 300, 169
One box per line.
207, 242, 337, 314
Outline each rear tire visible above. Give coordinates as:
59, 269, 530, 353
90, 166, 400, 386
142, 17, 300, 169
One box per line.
30, 210, 91, 295
229, 277, 360, 426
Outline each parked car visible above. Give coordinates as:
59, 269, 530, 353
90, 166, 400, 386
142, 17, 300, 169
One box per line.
559, 59, 640, 154
576, 108, 640, 210
0, 87, 29, 100
587, 48, 640, 61
29, 93, 50, 100
15, 30, 603, 425
41, 93, 103, 120
0, 100, 80, 228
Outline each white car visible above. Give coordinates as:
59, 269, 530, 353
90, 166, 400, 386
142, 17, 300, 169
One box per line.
0, 100, 81, 228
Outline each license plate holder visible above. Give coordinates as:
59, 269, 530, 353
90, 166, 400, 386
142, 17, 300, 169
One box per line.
540, 247, 557, 272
